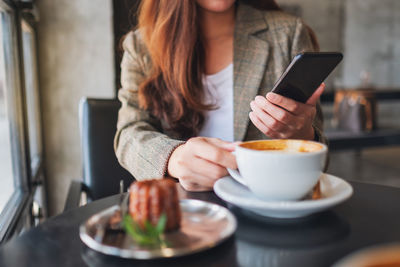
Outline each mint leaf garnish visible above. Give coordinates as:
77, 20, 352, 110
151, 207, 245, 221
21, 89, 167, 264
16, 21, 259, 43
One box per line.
123, 214, 168, 247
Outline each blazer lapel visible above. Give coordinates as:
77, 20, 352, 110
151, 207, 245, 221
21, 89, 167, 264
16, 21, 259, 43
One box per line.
233, 4, 270, 141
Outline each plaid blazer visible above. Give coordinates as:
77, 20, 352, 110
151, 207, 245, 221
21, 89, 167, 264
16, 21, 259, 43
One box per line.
114, 4, 326, 180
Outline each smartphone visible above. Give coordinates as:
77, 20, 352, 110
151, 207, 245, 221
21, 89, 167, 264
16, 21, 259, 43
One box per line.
271, 52, 343, 103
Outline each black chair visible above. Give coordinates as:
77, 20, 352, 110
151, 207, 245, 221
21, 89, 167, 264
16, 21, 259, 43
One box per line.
64, 98, 134, 211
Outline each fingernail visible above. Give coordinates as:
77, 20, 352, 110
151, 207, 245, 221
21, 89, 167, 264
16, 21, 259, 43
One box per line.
267, 92, 277, 101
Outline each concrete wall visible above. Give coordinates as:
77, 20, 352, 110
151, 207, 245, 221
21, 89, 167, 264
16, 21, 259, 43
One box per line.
37, 0, 115, 216
342, 0, 400, 88
278, 0, 344, 52
278, 0, 400, 90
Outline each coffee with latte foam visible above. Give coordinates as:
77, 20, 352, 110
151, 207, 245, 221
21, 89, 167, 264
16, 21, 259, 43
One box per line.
240, 140, 323, 153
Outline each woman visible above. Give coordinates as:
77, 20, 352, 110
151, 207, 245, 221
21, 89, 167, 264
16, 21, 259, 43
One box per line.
114, 0, 326, 191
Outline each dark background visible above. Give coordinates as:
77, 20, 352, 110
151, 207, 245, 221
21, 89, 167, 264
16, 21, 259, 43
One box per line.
113, 0, 140, 90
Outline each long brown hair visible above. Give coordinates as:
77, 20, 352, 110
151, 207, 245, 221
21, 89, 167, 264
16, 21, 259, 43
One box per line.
136, 0, 314, 139
138, 1, 207, 139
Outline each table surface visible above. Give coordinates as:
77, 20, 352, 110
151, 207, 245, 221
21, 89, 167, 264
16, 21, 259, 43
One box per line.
1, 181, 400, 267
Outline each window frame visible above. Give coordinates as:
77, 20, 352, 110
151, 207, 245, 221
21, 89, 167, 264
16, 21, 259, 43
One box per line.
20, 4, 48, 220
21, 17, 43, 181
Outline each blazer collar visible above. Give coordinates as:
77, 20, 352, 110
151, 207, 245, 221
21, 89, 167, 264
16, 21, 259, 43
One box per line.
233, 4, 270, 141
235, 3, 269, 36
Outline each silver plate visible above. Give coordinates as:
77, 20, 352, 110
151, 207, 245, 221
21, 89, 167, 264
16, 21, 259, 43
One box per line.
79, 199, 237, 259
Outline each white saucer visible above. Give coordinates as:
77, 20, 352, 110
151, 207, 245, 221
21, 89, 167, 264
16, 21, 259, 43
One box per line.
214, 173, 353, 219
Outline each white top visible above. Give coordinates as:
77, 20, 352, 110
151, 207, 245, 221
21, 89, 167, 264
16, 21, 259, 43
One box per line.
198, 63, 234, 142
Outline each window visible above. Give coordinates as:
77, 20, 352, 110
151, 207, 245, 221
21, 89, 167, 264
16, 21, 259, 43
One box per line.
0, 1, 38, 242
0, 8, 15, 214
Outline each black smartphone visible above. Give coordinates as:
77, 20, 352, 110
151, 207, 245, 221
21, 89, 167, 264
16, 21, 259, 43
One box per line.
271, 52, 343, 103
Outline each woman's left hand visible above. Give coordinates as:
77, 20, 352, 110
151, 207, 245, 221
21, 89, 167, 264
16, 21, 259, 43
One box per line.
249, 83, 325, 140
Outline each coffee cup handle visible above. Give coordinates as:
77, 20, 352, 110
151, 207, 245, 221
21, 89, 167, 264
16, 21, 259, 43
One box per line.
227, 168, 248, 187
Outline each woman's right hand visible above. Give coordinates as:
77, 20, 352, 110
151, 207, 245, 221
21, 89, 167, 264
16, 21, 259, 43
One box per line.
167, 137, 237, 191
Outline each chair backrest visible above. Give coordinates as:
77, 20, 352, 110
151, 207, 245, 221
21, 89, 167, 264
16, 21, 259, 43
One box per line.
79, 98, 134, 200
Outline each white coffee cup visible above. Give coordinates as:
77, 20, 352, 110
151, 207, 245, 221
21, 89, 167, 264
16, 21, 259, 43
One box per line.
227, 139, 327, 201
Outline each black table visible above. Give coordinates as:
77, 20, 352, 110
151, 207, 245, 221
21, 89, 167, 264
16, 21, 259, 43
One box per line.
1, 182, 400, 267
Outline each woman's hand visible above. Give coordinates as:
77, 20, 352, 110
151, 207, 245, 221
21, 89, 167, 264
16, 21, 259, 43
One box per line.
167, 137, 237, 192
249, 83, 325, 140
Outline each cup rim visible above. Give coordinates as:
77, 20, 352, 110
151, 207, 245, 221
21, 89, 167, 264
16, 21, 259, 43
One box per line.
236, 139, 327, 156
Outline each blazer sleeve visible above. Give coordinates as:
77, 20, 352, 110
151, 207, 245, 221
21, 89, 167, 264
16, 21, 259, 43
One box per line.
114, 32, 185, 180
290, 18, 328, 144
